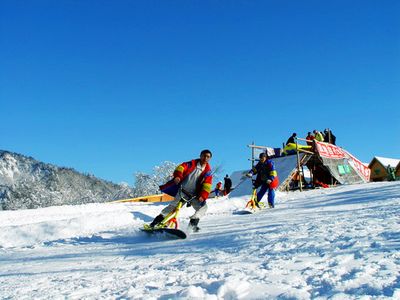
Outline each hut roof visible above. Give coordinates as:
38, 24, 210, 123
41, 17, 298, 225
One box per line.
370, 156, 400, 168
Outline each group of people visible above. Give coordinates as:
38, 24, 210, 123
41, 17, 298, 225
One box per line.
213, 175, 232, 198
147, 149, 279, 232
147, 128, 338, 232
305, 129, 336, 145
286, 129, 336, 147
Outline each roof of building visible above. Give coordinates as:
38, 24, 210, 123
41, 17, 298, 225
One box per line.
371, 156, 400, 168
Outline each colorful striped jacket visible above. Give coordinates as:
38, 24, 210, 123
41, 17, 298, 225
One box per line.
160, 159, 213, 200
249, 159, 279, 189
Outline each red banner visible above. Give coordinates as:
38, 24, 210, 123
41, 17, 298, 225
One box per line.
345, 150, 371, 182
315, 141, 346, 159
315, 141, 370, 182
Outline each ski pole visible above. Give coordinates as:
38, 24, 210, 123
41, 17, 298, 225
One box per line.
233, 174, 250, 190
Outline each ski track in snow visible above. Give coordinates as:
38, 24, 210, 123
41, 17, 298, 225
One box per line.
0, 182, 399, 299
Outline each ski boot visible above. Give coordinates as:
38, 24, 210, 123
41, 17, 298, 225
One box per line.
144, 214, 164, 230
189, 218, 200, 232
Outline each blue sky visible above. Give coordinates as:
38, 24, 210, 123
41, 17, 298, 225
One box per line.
1, 0, 399, 185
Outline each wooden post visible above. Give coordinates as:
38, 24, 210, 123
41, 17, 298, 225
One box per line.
327, 127, 331, 143
326, 128, 334, 187
295, 138, 303, 192
310, 162, 314, 188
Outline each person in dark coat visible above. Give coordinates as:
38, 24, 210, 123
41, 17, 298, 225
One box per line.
323, 129, 336, 145
246, 152, 279, 208
223, 174, 232, 195
286, 133, 297, 145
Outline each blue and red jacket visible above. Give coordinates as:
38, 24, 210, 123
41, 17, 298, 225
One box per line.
249, 159, 279, 189
160, 159, 213, 200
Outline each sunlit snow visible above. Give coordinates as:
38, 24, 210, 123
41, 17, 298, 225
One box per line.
1, 182, 399, 299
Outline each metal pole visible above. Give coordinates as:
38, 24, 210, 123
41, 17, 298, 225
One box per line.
251, 141, 255, 168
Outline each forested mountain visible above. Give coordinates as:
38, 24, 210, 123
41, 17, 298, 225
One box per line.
0, 150, 134, 210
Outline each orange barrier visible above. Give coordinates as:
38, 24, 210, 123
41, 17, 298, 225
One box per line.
111, 193, 174, 203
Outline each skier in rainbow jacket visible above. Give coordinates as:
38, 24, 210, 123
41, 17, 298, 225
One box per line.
147, 149, 213, 232
246, 152, 279, 208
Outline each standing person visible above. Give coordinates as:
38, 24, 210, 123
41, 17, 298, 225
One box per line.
286, 132, 297, 145
214, 181, 223, 198
323, 129, 336, 145
223, 174, 232, 195
313, 130, 324, 142
147, 149, 213, 232
246, 152, 279, 208
387, 165, 396, 181
306, 132, 315, 146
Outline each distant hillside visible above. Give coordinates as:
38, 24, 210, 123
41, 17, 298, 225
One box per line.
0, 150, 134, 210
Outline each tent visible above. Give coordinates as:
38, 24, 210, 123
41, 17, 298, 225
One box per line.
229, 141, 370, 198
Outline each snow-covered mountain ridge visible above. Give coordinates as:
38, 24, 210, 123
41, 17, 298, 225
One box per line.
0, 150, 134, 210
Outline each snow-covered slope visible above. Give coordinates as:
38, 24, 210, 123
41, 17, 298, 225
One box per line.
0, 182, 399, 299
0, 150, 134, 210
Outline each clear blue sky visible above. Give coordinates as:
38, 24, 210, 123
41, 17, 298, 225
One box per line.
1, 1, 399, 185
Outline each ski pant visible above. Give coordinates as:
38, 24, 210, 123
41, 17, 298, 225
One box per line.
161, 197, 208, 220
257, 184, 275, 207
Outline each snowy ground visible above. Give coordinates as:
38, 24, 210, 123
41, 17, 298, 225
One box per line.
0, 182, 399, 299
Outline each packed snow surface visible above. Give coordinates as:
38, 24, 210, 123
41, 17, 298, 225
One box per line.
0, 182, 399, 299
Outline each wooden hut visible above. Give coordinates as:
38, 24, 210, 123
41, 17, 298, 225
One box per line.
395, 162, 400, 180
368, 156, 400, 182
